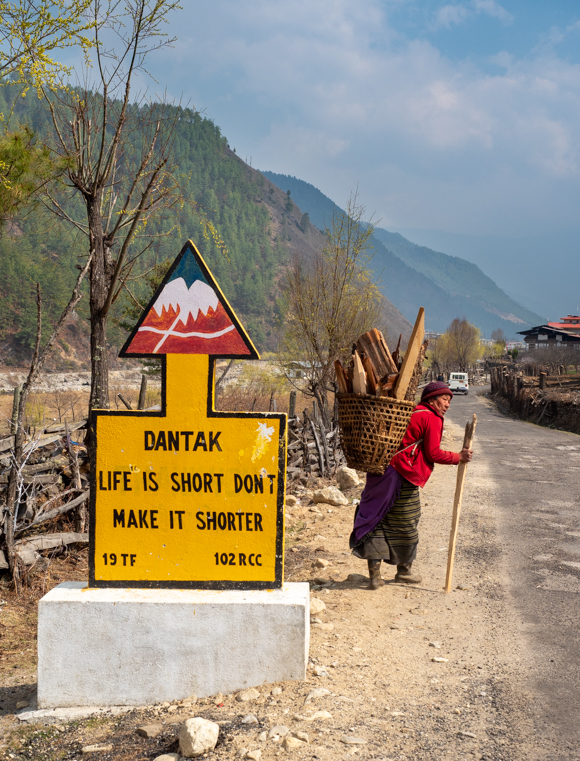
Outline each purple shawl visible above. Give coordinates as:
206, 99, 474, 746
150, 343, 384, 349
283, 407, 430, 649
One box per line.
351, 465, 403, 545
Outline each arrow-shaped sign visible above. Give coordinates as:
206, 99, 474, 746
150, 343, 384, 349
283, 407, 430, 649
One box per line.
89, 241, 287, 590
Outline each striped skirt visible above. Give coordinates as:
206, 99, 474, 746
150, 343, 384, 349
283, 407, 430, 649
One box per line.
351, 479, 421, 565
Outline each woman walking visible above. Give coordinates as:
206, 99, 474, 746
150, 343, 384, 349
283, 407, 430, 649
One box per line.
350, 381, 473, 589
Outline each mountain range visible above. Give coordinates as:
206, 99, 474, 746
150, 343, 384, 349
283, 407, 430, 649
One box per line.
390, 227, 578, 323
0, 84, 547, 366
0, 86, 412, 362
263, 172, 545, 337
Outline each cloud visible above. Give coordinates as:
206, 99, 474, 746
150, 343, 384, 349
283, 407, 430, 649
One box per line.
472, 0, 513, 24
151, 0, 580, 235
433, 4, 470, 30
432, 0, 513, 30
538, 19, 580, 49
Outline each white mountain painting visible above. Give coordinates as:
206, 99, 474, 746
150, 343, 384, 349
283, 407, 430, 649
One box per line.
152, 277, 219, 326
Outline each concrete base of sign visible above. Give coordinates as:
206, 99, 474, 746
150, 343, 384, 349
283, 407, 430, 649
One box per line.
38, 581, 310, 709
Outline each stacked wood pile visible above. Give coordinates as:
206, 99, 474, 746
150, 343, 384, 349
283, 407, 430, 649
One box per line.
334, 309, 428, 402
490, 366, 580, 397
332, 309, 430, 474
0, 420, 90, 571
490, 365, 580, 434
286, 400, 346, 482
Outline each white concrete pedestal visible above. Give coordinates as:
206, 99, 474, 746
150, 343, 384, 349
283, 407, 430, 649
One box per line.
38, 582, 310, 709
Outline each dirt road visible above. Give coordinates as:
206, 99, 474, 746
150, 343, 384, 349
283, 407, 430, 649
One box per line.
1, 389, 578, 760
447, 389, 580, 761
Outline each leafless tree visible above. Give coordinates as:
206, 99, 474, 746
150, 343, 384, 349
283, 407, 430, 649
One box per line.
277, 194, 383, 425
4, 259, 91, 589
438, 318, 482, 372
491, 328, 507, 346
521, 345, 580, 375
40, 0, 184, 414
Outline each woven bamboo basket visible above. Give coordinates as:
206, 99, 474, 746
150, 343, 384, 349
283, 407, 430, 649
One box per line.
337, 393, 415, 475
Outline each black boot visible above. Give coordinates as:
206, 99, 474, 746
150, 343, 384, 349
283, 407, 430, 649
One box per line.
394, 562, 422, 584
367, 559, 385, 590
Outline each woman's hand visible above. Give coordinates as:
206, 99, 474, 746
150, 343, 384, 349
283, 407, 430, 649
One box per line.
459, 447, 473, 463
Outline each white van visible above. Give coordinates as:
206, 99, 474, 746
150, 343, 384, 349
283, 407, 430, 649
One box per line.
449, 372, 469, 394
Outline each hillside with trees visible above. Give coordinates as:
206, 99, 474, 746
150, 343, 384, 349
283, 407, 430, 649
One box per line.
263, 172, 545, 337
0, 86, 412, 366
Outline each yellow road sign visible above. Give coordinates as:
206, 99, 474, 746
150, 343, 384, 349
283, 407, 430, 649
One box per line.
89, 242, 287, 589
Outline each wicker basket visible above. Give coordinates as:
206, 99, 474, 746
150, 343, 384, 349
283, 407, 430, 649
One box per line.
337, 393, 415, 475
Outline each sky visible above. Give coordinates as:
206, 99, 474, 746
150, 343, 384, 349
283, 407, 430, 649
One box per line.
142, 0, 580, 239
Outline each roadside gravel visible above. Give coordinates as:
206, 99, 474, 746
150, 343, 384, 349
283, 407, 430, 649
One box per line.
0, 417, 546, 761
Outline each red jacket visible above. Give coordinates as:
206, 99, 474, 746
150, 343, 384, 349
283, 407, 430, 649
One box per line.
390, 402, 460, 488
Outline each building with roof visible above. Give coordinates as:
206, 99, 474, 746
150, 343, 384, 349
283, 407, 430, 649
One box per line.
547, 315, 580, 335
518, 316, 580, 350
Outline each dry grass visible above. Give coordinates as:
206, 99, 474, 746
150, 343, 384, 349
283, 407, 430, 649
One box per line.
215, 362, 324, 415
0, 390, 90, 437
0, 385, 162, 437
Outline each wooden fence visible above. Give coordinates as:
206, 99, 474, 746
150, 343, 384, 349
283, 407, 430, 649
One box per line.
489, 364, 580, 432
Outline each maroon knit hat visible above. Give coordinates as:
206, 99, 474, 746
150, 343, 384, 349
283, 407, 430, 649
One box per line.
421, 381, 453, 402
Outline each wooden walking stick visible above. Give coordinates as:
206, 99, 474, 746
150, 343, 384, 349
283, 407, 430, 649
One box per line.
445, 413, 477, 593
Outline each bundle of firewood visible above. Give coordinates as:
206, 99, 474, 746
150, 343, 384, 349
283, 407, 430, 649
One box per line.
334, 308, 428, 402
0, 420, 89, 571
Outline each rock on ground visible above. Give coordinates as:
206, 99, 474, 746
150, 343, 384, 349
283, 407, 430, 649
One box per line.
310, 597, 326, 615
336, 466, 360, 489
283, 735, 306, 750
297, 710, 332, 721
136, 723, 162, 738
312, 621, 334, 631
236, 687, 260, 702
340, 736, 367, 745
268, 724, 289, 738
82, 744, 113, 754
179, 717, 219, 758
312, 486, 349, 506
346, 572, 368, 582
154, 755, 180, 761
304, 687, 330, 704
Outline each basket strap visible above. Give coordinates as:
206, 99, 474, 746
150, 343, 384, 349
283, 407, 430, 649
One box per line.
398, 438, 423, 455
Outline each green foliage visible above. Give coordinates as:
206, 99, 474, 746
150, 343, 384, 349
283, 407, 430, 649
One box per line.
0, 0, 94, 91
0, 124, 64, 227
489, 342, 506, 358
0, 90, 287, 354
0, 220, 82, 349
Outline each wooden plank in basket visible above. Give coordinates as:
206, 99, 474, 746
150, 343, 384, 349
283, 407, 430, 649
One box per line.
352, 351, 367, 394
357, 329, 397, 377
334, 360, 349, 393
361, 355, 378, 394
394, 307, 425, 400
